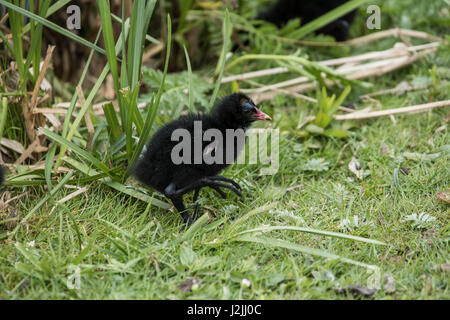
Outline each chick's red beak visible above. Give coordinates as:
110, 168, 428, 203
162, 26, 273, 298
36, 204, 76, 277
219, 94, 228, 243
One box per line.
253, 107, 272, 121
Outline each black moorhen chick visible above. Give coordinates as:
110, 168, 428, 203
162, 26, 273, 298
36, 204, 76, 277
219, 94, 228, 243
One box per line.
133, 93, 271, 227
257, 0, 357, 41
0, 165, 4, 186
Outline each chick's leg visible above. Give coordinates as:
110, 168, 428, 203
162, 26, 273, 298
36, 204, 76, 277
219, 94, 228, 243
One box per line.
165, 183, 200, 228
168, 195, 193, 226
165, 176, 242, 228
192, 187, 200, 221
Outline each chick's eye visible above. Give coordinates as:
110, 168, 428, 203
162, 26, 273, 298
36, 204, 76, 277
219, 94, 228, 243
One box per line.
242, 101, 254, 113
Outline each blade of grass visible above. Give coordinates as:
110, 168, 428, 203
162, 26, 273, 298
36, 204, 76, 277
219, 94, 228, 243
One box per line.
98, 0, 147, 146
236, 234, 379, 270
226, 54, 369, 88
97, 0, 120, 95
11, 170, 74, 236
111, 11, 160, 45
176, 213, 210, 243
330, 85, 352, 114
102, 103, 121, 141
209, 9, 231, 107
65, 23, 129, 145
0, 97, 8, 142
22, 0, 71, 34
295, 0, 370, 40
183, 45, 194, 112
127, 0, 146, 88
44, 143, 56, 190
24, 0, 50, 83
128, 15, 172, 170
43, 128, 118, 180
7, 2, 25, 88
62, 157, 170, 210
120, 0, 128, 89
59, 203, 83, 250
54, 27, 103, 169
148, 14, 172, 124
0, 0, 107, 56
236, 226, 386, 245
123, 85, 140, 163
226, 202, 277, 235
97, 0, 131, 137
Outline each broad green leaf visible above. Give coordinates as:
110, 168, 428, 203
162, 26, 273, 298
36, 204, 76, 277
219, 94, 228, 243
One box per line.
324, 127, 351, 138
306, 122, 326, 133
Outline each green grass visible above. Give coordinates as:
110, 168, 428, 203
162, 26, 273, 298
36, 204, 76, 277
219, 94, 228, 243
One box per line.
0, 0, 449, 299
1, 104, 448, 299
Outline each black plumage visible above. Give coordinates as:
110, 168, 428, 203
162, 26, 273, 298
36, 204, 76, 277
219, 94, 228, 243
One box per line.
257, 0, 357, 41
133, 93, 271, 226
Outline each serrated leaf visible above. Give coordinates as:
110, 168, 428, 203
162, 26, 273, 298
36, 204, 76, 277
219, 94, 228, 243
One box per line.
302, 158, 330, 172
402, 212, 438, 229
141, 69, 213, 116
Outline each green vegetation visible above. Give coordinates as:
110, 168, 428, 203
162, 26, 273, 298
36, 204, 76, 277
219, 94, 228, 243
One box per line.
0, 0, 448, 299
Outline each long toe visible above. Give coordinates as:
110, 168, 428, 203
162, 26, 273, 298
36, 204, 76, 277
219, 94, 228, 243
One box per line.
180, 216, 194, 232
210, 176, 242, 190
206, 180, 242, 198
180, 205, 201, 232
193, 204, 200, 221
210, 185, 227, 199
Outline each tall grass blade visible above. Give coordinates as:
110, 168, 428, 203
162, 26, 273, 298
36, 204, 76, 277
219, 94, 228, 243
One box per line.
237, 226, 386, 245
209, 9, 231, 107
11, 170, 74, 236
0, 0, 106, 56
43, 129, 117, 180
97, 0, 120, 94
177, 213, 210, 243
54, 28, 103, 169
226, 202, 277, 235
128, 14, 172, 170
103, 103, 121, 141
237, 234, 379, 270
63, 157, 170, 209
183, 46, 194, 112
22, 0, 71, 34
295, 0, 370, 40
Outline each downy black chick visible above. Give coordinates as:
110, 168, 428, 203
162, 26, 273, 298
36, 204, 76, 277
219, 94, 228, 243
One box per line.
133, 93, 271, 226
257, 0, 357, 41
